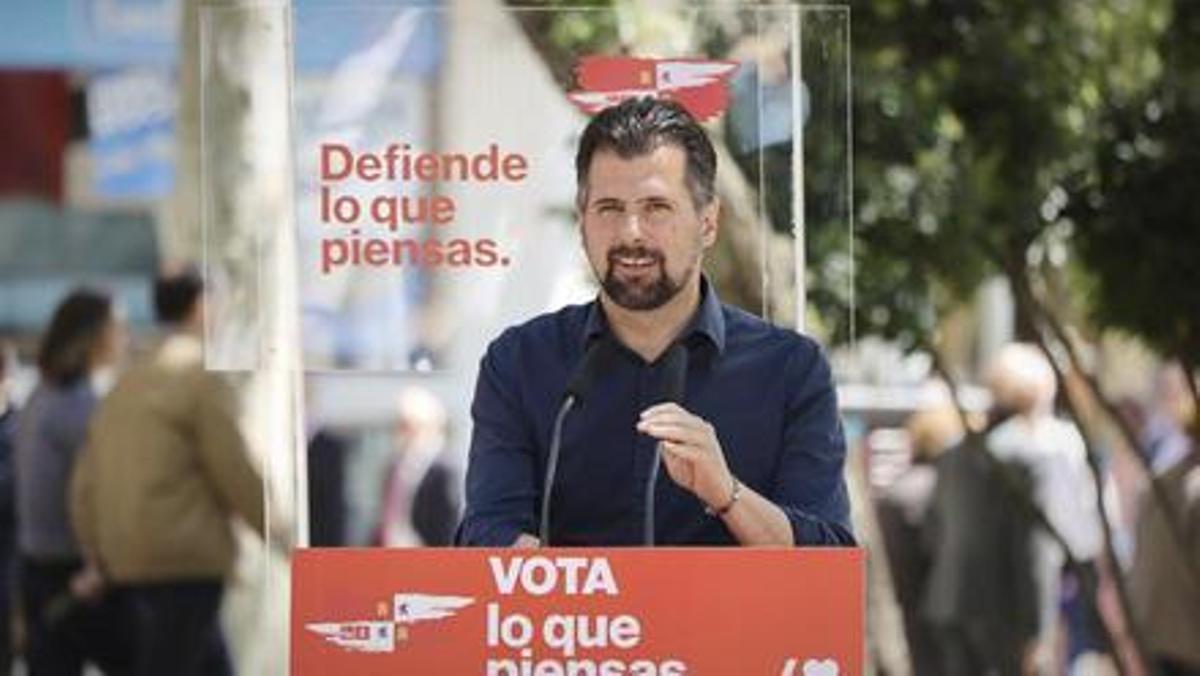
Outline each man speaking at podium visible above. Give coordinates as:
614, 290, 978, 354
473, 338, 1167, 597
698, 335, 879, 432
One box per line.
457, 97, 853, 548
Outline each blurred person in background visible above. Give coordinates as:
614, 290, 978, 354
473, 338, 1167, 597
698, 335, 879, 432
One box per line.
1128, 363, 1199, 676
0, 345, 19, 672
70, 270, 276, 676
14, 289, 133, 675
984, 343, 1107, 674
305, 390, 349, 548
374, 386, 459, 547
878, 397, 963, 676
922, 369, 1041, 676
1139, 365, 1194, 472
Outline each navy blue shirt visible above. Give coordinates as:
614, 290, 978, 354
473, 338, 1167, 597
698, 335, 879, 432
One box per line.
458, 279, 854, 547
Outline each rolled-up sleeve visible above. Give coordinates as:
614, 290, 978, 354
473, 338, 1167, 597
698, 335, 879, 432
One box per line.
456, 332, 539, 546
772, 339, 855, 546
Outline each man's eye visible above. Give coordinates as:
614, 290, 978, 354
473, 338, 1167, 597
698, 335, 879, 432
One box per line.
597, 204, 621, 214
648, 202, 673, 213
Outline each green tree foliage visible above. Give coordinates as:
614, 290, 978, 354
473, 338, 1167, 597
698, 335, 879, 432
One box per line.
1071, 0, 1200, 367
850, 0, 1166, 351
510, 1, 1179, 367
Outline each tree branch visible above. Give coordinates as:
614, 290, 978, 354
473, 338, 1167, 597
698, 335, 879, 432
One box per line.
1003, 264, 1177, 676
1179, 355, 1200, 431
1016, 269, 1200, 589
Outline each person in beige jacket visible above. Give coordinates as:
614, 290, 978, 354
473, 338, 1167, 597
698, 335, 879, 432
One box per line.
70, 270, 266, 676
1129, 445, 1200, 675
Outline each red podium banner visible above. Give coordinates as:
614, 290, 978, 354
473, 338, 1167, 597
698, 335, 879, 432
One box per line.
291, 548, 864, 675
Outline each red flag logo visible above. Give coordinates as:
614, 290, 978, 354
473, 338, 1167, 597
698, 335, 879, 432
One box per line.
567, 56, 740, 122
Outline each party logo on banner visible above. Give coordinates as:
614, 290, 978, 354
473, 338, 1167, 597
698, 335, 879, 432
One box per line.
306, 593, 475, 653
567, 57, 739, 121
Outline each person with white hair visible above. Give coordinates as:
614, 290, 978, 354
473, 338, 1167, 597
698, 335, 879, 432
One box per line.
984, 343, 1106, 674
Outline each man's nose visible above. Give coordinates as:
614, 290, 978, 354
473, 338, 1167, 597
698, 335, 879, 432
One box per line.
618, 211, 646, 241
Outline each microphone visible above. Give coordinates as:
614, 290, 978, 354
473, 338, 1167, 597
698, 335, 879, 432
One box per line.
539, 338, 611, 545
644, 342, 689, 546
564, 337, 609, 403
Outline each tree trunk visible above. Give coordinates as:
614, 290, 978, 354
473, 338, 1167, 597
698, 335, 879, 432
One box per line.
1013, 268, 1200, 588
1179, 356, 1200, 428
1005, 265, 1154, 676
173, 1, 303, 673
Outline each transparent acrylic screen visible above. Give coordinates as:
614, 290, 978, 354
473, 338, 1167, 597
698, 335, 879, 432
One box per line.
198, 5, 850, 671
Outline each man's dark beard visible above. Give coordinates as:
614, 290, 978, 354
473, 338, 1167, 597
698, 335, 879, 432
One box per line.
601, 246, 684, 310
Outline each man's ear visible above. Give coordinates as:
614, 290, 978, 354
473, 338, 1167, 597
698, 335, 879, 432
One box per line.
700, 197, 720, 249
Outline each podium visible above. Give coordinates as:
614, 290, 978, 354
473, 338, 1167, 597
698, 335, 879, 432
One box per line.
291, 548, 864, 675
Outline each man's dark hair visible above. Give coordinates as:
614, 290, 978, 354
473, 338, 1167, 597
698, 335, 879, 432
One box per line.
38, 288, 114, 387
575, 97, 717, 209
154, 269, 204, 325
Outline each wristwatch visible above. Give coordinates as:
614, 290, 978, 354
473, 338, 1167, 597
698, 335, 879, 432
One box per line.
705, 477, 741, 517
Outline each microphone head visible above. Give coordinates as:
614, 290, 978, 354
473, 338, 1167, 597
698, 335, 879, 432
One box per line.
564, 338, 611, 403
659, 342, 689, 404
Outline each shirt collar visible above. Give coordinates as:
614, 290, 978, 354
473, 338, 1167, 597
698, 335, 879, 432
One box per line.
582, 275, 726, 356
